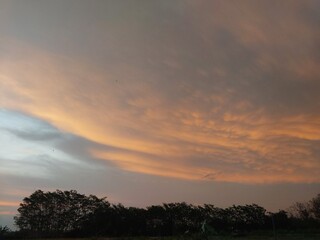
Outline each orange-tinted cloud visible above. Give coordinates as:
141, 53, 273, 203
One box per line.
1, 0, 320, 184
0, 201, 20, 207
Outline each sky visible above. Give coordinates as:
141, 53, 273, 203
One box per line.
1, 0, 320, 229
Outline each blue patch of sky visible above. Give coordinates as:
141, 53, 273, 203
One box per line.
0, 109, 97, 179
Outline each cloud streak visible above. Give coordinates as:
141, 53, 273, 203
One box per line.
0, 0, 319, 190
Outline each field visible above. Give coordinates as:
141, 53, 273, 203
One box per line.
34, 232, 320, 240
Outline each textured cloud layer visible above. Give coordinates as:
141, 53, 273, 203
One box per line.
1, 0, 320, 186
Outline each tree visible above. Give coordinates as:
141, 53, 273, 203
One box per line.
14, 189, 110, 236
146, 205, 166, 236
225, 204, 266, 232
310, 194, 320, 220
0, 225, 11, 239
162, 202, 198, 234
287, 193, 320, 229
288, 201, 312, 220
15, 189, 318, 237
199, 204, 228, 232
271, 210, 290, 229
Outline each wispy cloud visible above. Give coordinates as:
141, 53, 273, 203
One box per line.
0, 0, 319, 189
0, 201, 20, 207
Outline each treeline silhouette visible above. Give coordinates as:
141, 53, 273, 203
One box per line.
8, 190, 320, 238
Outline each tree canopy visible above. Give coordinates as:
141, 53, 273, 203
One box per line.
13, 190, 320, 238
14, 190, 109, 236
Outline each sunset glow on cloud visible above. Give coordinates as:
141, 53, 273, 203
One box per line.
1, 34, 319, 184
1, 0, 320, 229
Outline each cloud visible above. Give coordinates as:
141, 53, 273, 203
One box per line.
0, 110, 63, 142
0, 201, 20, 207
4, 129, 61, 141
0, 1, 320, 185
0, 110, 115, 206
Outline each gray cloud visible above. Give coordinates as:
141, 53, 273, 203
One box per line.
4, 128, 61, 141
3, 0, 320, 118
1, 0, 320, 229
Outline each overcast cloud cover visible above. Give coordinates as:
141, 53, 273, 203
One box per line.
1, 0, 320, 229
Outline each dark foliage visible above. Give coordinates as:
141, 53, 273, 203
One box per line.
0, 225, 16, 240
287, 193, 320, 229
0, 226, 10, 237
14, 190, 109, 237
13, 190, 320, 238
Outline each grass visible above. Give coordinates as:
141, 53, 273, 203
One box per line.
32, 232, 320, 240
